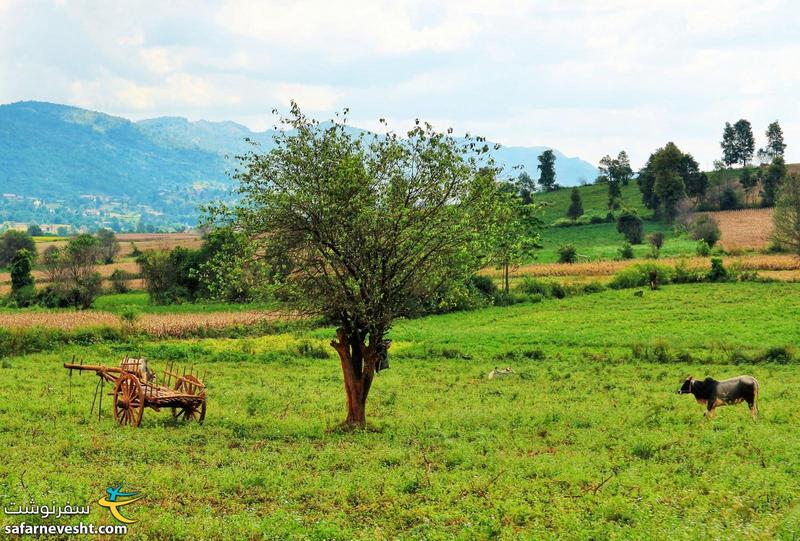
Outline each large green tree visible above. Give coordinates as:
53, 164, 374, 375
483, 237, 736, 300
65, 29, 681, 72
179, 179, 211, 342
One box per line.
721, 122, 737, 167
733, 119, 755, 167
0, 230, 37, 267
759, 120, 786, 162
763, 156, 787, 206
637, 142, 700, 220
490, 182, 541, 294
567, 187, 583, 221
537, 149, 557, 191
209, 105, 498, 427
516, 171, 536, 204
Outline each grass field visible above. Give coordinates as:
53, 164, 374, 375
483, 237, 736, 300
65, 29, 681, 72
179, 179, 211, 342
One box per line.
2, 282, 800, 539
533, 182, 647, 225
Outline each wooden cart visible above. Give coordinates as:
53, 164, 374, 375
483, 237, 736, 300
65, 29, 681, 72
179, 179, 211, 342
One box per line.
64, 357, 206, 427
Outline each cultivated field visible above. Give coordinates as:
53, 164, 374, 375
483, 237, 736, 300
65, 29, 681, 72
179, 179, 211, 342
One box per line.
1, 283, 800, 539
705, 208, 775, 250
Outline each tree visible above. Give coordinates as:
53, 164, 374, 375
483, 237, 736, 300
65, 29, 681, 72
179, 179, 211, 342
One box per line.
616, 151, 633, 186
567, 187, 583, 221
208, 105, 499, 427
537, 149, 557, 191
739, 168, 759, 204
733, 119, 755, 167
516, 171, 535, 204
759, 120, 786, 162
617, 210, 643, 244
721, 122, 737, 167
772, 173, 800, 256
490, 183, 541, 294
637, 142, 699, 220
598, 151, 633, 209
27, 224, 44, 237
96, 228, 120, 264
648, 232, 664, 258
0, 230, 37, 267
763, 156, 787, 206
10, 248, 35, 305
38, 235, 102, 309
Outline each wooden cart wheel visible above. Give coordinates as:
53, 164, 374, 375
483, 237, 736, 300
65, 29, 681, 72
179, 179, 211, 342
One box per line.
113, 373, 145, 427
171, 375, 206, 424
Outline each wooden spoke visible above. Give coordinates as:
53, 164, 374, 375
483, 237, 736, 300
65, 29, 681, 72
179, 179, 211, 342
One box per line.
113, 373, 145, 427
171, 375, 207, 424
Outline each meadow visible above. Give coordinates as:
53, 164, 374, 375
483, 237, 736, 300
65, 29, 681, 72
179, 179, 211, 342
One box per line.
1, 282, 800, 539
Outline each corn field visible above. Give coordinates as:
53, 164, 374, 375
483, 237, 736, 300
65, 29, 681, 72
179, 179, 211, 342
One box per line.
705, 208, 774, 250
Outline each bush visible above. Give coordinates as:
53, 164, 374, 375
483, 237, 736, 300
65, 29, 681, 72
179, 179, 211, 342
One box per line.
690, 215, 720, 247
707, 258, 728, 282
609, 263, 673, 290
581, 282, 606, 294
519, 277, 551, 297
605, 212, 616, 223
618, 242, 634, 260
110, 269, 132, 294
617, 211, 643, 244
557, 244, 578, 264
0, 230, 37, 267
759, 346, 794, 364
672, 260, 703, 284
696, 240, 711, 256
767, 240, 786, 253
469, 275, 498, 299
589, 215, 605, 224
719, 187, 741, 211
647, 232, 665, 258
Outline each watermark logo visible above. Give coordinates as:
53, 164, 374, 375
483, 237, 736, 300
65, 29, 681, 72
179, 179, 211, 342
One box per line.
97, 484, 143, 524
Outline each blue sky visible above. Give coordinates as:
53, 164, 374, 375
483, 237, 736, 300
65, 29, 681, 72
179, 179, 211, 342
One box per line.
1, 0, 798, 169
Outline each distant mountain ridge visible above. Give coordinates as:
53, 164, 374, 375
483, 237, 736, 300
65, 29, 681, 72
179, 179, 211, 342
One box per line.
0, 101, 598, 228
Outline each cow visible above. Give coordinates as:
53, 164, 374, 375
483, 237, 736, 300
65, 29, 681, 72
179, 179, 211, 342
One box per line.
677, 375, 759, 420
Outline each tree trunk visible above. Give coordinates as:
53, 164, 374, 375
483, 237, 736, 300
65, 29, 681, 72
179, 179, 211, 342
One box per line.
330, 327, 382, 427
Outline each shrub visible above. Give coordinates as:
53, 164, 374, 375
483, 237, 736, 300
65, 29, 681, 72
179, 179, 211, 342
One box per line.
690, 215, 720, 247
648, 232, 665, 258
618, 242, 634, 260
767, 240, 786, 253
707, 258, 728, 282
549, 282, 568, 299
672, 260, 703, 284
605, 212, 616, 223
519, 277, 551, 297
590, 215, 605, 224
609, 263, 672, 290
719, 187, 741, 211
110, 269, 132, 294
469, 275, 498, 299
759, 346, 794, 364
696, 239, 710, 256
617, 211, 643, 244
581, 282, 606, 294
0, 230, 37, 267
557, 244, 578, 264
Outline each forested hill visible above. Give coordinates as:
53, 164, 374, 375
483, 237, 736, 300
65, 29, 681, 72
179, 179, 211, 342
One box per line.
0, 101, 597, 229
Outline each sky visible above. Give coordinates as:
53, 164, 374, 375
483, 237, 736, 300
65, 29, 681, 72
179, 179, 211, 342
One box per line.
1, 0, 799, 170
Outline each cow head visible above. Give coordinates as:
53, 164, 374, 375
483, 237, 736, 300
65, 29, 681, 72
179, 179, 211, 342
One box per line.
677, 376, 694, 394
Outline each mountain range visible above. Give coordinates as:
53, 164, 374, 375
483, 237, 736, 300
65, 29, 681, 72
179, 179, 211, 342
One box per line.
0, 101, 598, 229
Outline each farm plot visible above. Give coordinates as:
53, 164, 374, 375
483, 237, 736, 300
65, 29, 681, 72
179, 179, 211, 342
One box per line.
704, 208, 774, 250
1, 283, 800, 539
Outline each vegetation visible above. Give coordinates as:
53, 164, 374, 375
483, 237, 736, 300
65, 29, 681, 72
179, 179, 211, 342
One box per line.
537, 149, 557, 191
210, 105, 499, 427
772, 173, 800, 256
0, 230, 36, 266
2, 283, 800, 538
566, 187, 583, 221
617, 210, 644, 244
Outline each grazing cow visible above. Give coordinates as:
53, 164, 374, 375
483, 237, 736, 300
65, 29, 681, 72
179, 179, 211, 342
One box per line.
677, 375, 759, 419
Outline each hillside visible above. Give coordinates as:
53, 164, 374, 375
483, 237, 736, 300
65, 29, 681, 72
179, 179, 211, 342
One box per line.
0, 101, 597, 230
533, 181, 648, 225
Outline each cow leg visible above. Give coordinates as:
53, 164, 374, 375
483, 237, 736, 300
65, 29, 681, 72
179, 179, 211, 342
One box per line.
748, 400, 758, 421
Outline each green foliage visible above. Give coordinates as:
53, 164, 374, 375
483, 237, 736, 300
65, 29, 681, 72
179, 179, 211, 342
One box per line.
647, 232, 664, 258
490, 183, 543, 293
637, 142, 702, 219
689, 215, 720, 247
0, 230, 36, 267
109, 269, 133, 294
27, 224, 43, 236
707, 258, 728, 282
557, 243, 577, 264
566, 187, 583, 221
696, 239, 711, 256
96, 228, 120, 263
537, 149, 557, 191
760, 120, 786, 161
609, 263, 673, 289
617, 210, 644, 244
719, 187, 740, 210
771, 173, 800, 256
762, 156, 787, 207
10, 248, 34, 292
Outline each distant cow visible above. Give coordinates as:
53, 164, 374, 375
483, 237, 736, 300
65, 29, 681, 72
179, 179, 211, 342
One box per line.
677, 375, 759, 420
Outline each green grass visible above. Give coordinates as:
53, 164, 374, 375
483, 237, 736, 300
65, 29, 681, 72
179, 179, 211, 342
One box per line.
535, 222, 702, 263
2, 282, 800, 538
534, 182, 648, 225
92, 292, 277, 314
